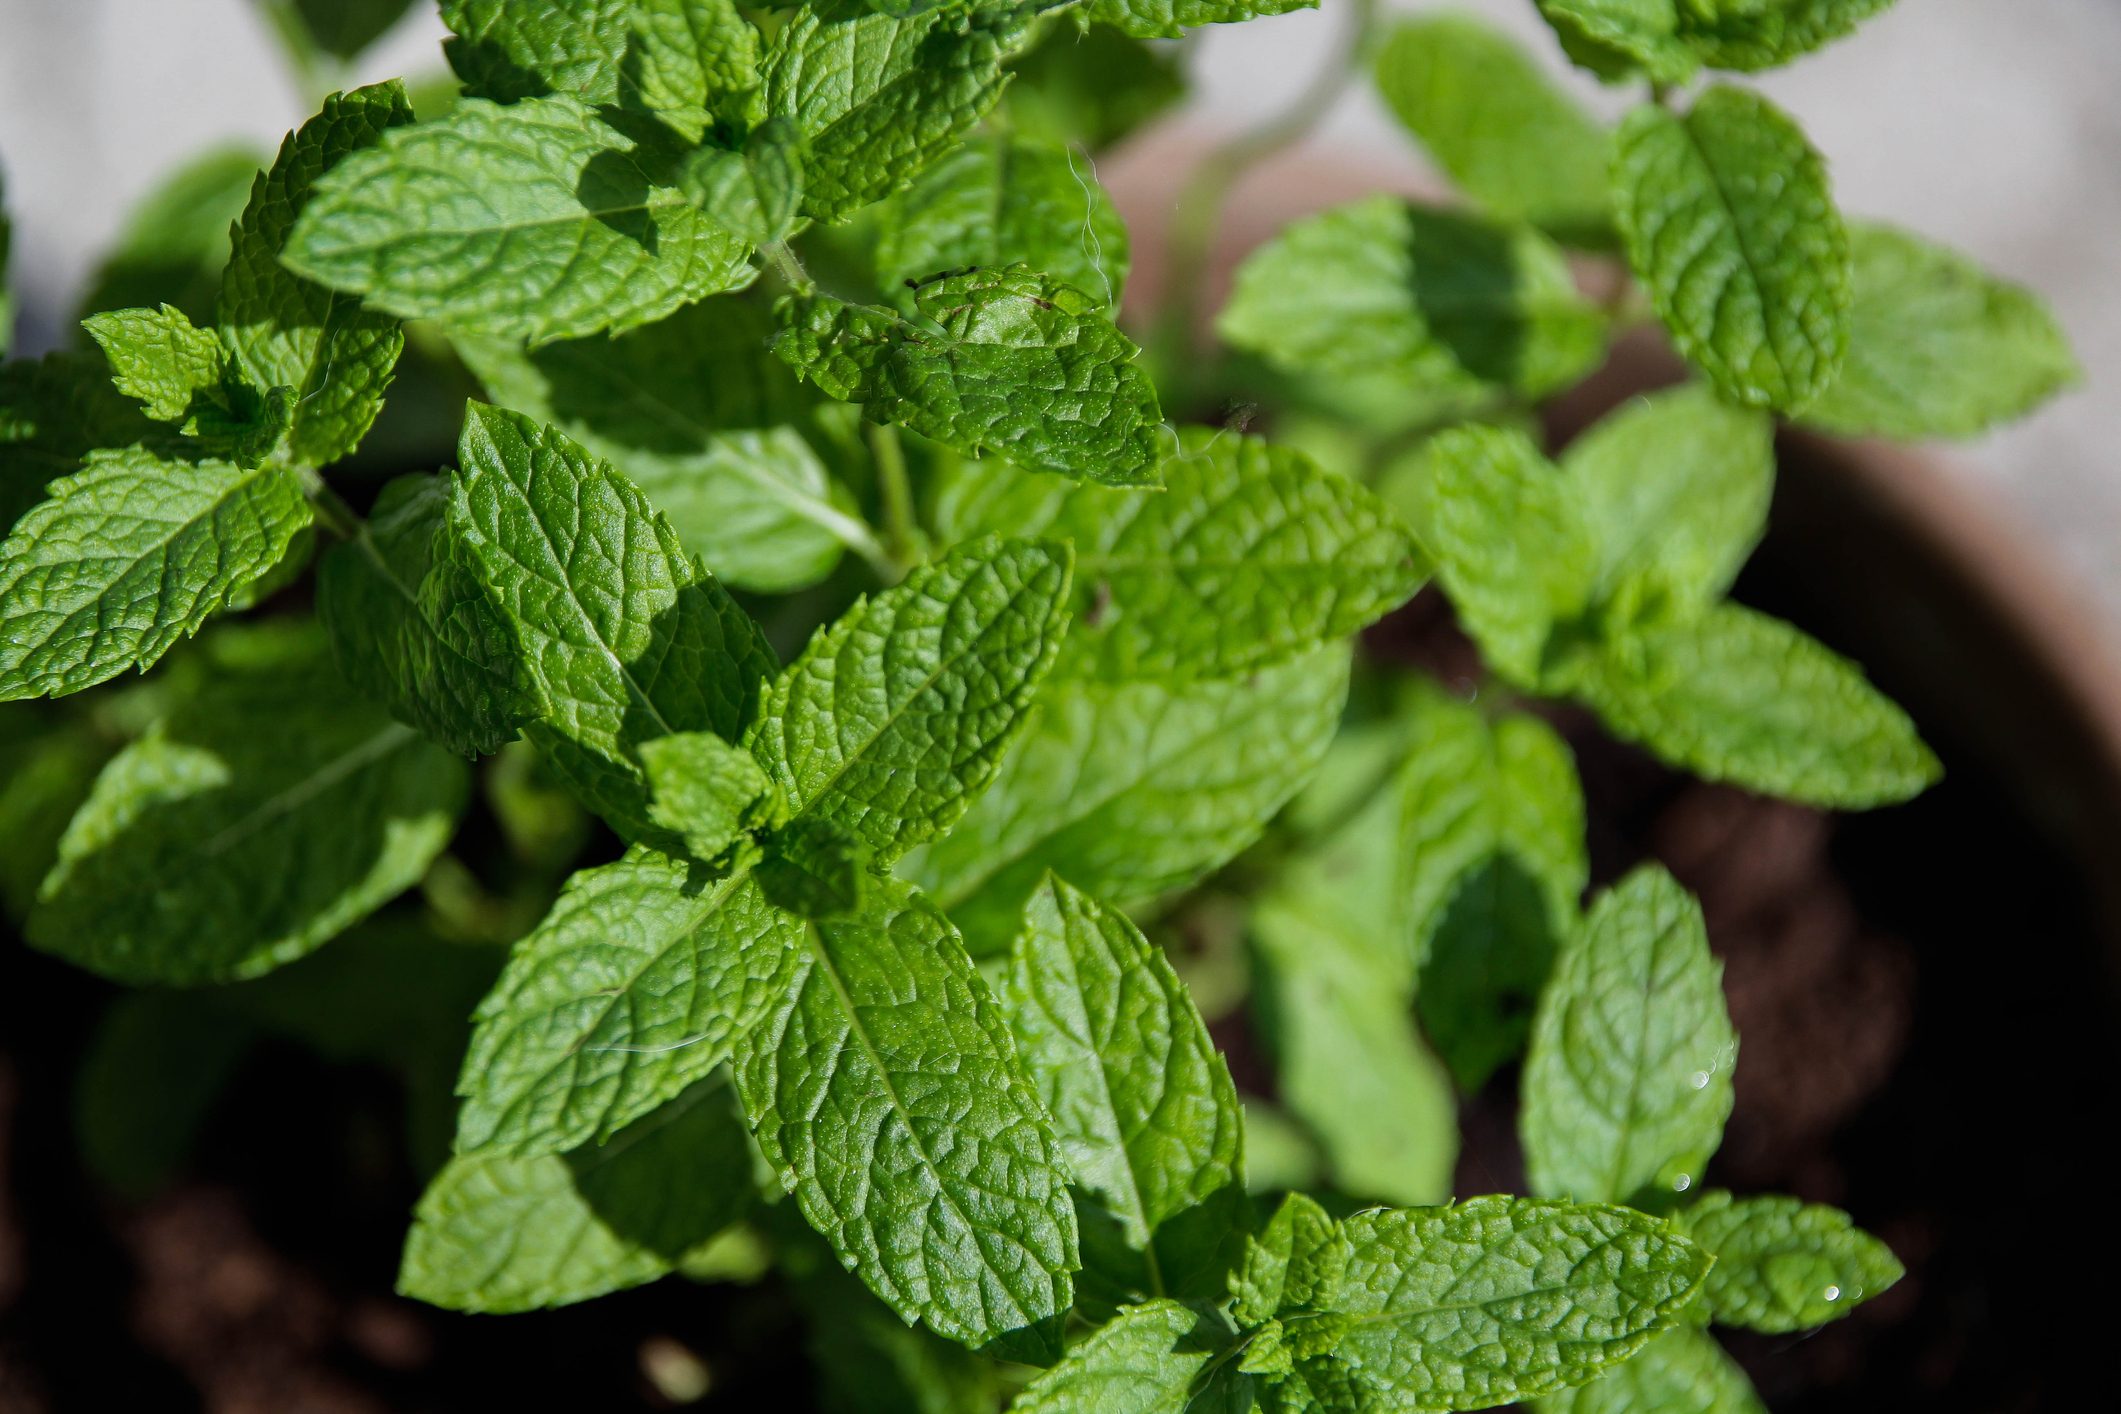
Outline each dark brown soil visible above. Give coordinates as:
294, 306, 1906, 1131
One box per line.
4, 444, 2117, 1411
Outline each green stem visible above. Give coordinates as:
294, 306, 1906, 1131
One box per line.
1152, 0, 1381, 399
766, 241, 817, 296
257, 0, 337, 109
867, 422, 919, 578
297, 467, 363, 542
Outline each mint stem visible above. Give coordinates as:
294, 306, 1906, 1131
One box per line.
866, 422, 919, 579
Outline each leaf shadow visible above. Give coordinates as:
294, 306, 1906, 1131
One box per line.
1414, 853, 1565, 1095
1404, 208, 1543, 389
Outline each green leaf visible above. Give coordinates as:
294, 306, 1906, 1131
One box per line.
641, 729, 779, 862
1534, 1, 1698, 86
1001, 20, 1183, 153
75, 991, 255, 1196
1800, 222, 2080, 440
0, 447, 312, 700
445, 404, 776, 840
1004, 876, 1243, 1294
745, 535, 1072, 865
455, 300, 870, 594
82, 303, 236, 424
401, 1076, 756, 1312
0, 706, 109, 920
904, 645, 1349, 954
1082, 0, 1316, 40
1400, 681, 1586, 1094
1561, 603, 1940, 808
626, 0, 764, 141
282, 96, 779, 345
775, 265, 1164, 486
438, 0, 631, 104
1011, 1299, 1242, 1413
764, 3, 1028, 223
757, 818, 874, 922
1375, 15, 1611, 243
453, 847, 802, 1157
1403, 425, 1597, 686
784, 1229, 1007, 1414
875, 133, 1129, 309
932, 427, 1424, 683
1613, 86, 1849, 411
219, 80, 412, 468
2, 352, 162, 523
1681, 0, 1896, 73
316, 472, 534, 758
1263, 1196, 1713, 1409
1218, 195, 1608, 405
1675, 1191, 1903, 1333
76, 144, 265, 325
28, 625, 466, 984
735, 881, 1077, 1348
1565, 383, 1774, 616
1233, 1192, 1344, 1326
1247, 886, 1467, 1204
1521, 866, 1736, 1207
1540, 1327, 1764, 1414
288, 0, 415, 62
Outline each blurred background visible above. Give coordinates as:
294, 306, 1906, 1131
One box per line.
2, 0, 2115, 629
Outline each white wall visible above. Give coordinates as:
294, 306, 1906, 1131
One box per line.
3, 0, 2115, 624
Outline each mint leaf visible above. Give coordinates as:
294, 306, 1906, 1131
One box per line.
1535, 1, 1699, 86
287, 0, 414, 62
316, 472, 535, 758
1800, 222, 2080, 440
1522, 866, 1736, 1207
77, 145, 264, 325
1613, 87, 1849, 411
1083, 0, 1316, 39
626, 0, 764, 141
438, 0, 629, 104
1683, 0, 1896, 73
904, 645, 1349, 953
1401, 681, 1585, 1094
28, 625, 465, 983
1219, 196, 1607, 405
932, 427, 1424, 683
874, 133, 1129, 310
445, 404, 776, 840
783, 1232, 1006, 1414
455, 300, 871, 594
453, 849, 801, 1157
1011, 1299, 1240, 1413
282, 96, 777, 345
0, 447, 312, 700
745, 535, 1071, 865
1565, 383, 1774, 617
641, 729, 779, 862
2, 353, 161, 528
1003, 876, 1243, 1293
1250, 759, 1460, 1207
1259, 1197, 1713, 1409
1404, 425, 1597, 685
402, 1075, 755, 1312
1375, 15, 1611, 243
1001, 20, 1183, 153
1562, 604, 1940, 808
1541, 1327, 1764, 1414
219, 80, 412, 468
735, 881, 1077, 1348
81, 304, 234, 423
1233, 1191, 1344, 1325
775, 266, 1164, 486
764, 3, 1027, 222
1675, 1191, 1903, 1333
